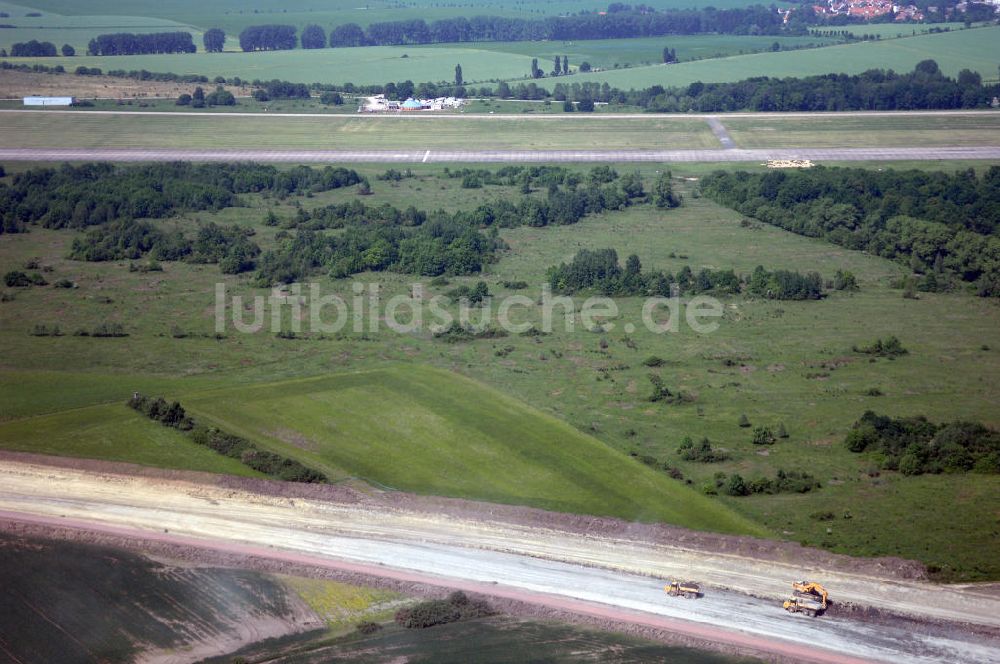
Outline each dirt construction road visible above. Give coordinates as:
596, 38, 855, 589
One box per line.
0, 459, 997, 663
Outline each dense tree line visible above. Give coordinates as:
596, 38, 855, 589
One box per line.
325, 6, 786, 48
87, 32, 195, 56
128, 393, 328, 483
700, 166, 1000, 296
547, 249, 824, 300
10, 40, 56, 57
255, 217, 504, 285
635, 61, 998, 112
239, 24, 297, 51
845, 410, 1000, 475
252, 79, 310, 101
0, 163, 365, 235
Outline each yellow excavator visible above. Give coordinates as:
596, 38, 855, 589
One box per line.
664, 580, 701, 599
783, 581, 828, 617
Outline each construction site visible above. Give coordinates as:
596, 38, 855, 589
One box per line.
0, 453, 996, 663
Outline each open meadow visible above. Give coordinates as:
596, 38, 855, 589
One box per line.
0, 112, 723, 149
0, 161, 997, 579
1, 110, 998, 151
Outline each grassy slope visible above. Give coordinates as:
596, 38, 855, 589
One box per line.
0, 162, 997, 576
0, 402, 262, 475
181, 366, 762, 533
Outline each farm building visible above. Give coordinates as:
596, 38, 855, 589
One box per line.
23, 96, 74, 106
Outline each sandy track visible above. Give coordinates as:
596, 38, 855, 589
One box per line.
1, 147, 998, 163
0, 459, 997, 663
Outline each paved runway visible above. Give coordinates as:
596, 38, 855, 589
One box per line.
1, 146, 998, 163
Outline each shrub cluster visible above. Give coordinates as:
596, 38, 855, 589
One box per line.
852, 336, 907, 358
127, 394, 194, 430
394, 592, 494, 629
709, 469, 821, 496
678, 437, 728, 462
845, 411, 999, 475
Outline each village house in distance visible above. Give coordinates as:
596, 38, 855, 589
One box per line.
361, 94, 466, 113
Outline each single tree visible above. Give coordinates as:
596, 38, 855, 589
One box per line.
579, 61, 591, 72
61, 43, 75, 57
738, 413, 751, 428
553, 56, 561, 75
301, 24, 326, 49
454, 63, 463, 86
562, 55, 568, 74
531, 58, 542, 79
203, 28, 225, 53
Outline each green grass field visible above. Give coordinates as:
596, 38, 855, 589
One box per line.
0, 162, 997, 578
0, 112, 722, 149
724, 114, 1000, 148
2, 111, 998, 151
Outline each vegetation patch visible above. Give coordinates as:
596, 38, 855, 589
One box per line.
845, 411, 1000, 475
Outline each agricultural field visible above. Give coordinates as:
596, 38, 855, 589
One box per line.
0, 0, 201, 53
414, 34, 843, 71
5, 26, 997, 87
0, 162, 997, 578
13, 0, 793, 36
562, 25, 1000, 89
221, 616, 761, 664
0, 532, 325, 662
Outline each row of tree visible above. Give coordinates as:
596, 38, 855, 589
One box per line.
87, 32, 196, 56
700, 166, 1000, 297
127, 393, 328, 483
10, 40, 57, 57
326, 7, 787, 47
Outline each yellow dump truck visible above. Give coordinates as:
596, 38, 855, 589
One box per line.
665, 580, 701, 599
783, 581, 829, 617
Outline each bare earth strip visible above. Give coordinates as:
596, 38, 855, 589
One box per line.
0, 459, 996, 663
0, 146, 998, 163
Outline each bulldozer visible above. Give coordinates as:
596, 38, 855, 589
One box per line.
783, 581, 828, 617
664, 580, 701, 599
